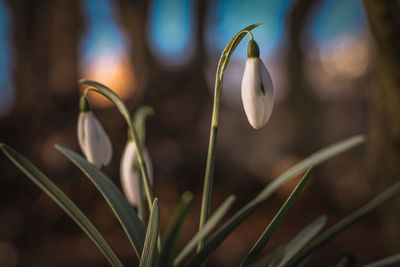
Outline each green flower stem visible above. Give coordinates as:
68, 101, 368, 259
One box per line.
197, 24, 262, 253
137, 171, 145, 222
81, 83, 154, 212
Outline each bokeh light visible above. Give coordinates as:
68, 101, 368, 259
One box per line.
148, 0, 195, 67
306, 0, 371, 98
206, 0, 292, 59
0, 1, 14, 117
309, 0, 366, 48
80, 0, 134, 108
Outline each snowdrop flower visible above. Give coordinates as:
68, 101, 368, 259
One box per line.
120, 140, 153, 206
241, 39, 274, 129
77, 96, 112, 168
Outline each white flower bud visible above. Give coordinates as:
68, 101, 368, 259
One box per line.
120, 141, 153, 206
241, 40, 274, 129
77, 111, 113, 167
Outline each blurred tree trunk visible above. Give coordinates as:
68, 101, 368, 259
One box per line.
363, 0, 400, 249
117, 0, 156, 104
117, 0, 208, 109
117, 0, 210, 191
0, 1, 83, 264
285, 0, 320, 154
2, 0, 82, 149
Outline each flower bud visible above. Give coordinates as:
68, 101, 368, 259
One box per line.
77, 110, 112, 167
120, 141, 153, 206
241, 40, 274, 129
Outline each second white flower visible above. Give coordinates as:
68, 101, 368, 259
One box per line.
120, 141, 153, 207
241, 40, 274, 129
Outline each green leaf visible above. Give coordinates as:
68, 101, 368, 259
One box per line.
253, 135, 365, 204
79, 79, 154, 211
159, 192, 193, 267
133, 105, 155, 146
0, 143, 124, 267
56, 145, 146, 259
140, 199, 160, 267
333, 255, 355, 267
362, 253, 400, 267
247, 247, 284, 267
187, 135, 365, 267
271, 216, 327, 267
287, 181, 400, 267
241, 168, 315, 266
174, 195, 235, 266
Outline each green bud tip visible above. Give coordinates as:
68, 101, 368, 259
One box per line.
182, 191, 194, 202
127, 129, 134, 141
247, 39, 260, 58
79, 95, 91, 112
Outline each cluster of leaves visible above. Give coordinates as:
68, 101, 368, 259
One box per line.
2, 24, 400, 267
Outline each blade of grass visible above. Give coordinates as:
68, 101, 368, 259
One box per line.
287, 181, 400, 267
56, 145, 146, 259
159, 192, 193, 267
0, 143, 124, 267
186, 135, 365, 267
174, 195, 235, 266
198, 23, 262, 253
248, 249, 314, 267
333, 255, 355, 267
132, 106, 154, 223
133, 106, 154, 146
140, 199, 160, 267
241, 167, 315, 266
247, 247, 284, 267
253, 135, 365, 204
271, 216, 327, 267
362, 253, 400, 267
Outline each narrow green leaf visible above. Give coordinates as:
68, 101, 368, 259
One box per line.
174, 195, 235, 266
140, 199, 160, 267
248, 248, 284, 267
159, 192, 193, 267
253, 135, 365, 204
132, 105, 154, 224
287, 181, 400, 267
133, 106, 155, 146
187, 135, 365, 267
79, 79, 154, 211
0, 143, 124, 267
271, 216, 327, 267
334, 255, 355, 267
241, 168, 315, 266
362, 253, 400, 267
249, 249, 313, 267
56, 145, 146, 259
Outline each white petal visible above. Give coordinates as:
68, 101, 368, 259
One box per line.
241, 58, 274, 129
120, 141, 153, 206
81, 111, 113, 167
77, 112, 88, 157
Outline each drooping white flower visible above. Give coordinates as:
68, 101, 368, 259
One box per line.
77, 98, 112, 168
120, 140, 153, 206
241, 39, 274, 129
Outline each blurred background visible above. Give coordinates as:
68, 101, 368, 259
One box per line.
1, 0, 400, 266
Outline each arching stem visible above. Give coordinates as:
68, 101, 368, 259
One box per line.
197, 24, 262, 253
